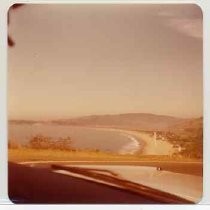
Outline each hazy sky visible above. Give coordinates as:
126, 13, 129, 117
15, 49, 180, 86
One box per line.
8, 4, 203, 120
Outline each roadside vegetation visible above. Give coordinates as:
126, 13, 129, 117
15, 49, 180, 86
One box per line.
152, 126, 203, 159
8, 134, 202, 163
9, 135, 73, 151
28, 135, 72, 150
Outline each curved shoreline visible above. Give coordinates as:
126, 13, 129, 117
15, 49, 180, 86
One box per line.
117, 129, 173, 155
60, 125, 174, 155
78, 126, 144, 155
10, 124, 173, 156
89, 127, 173, 155
118, 133, 142, 155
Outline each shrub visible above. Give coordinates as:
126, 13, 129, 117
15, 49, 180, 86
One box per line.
28, 135, 72, 151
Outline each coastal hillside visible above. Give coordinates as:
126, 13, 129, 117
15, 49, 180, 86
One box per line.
167, 117, 203, 158
9, 113, 202, 133
50, 113, 186, 131
168, 117, 203, 134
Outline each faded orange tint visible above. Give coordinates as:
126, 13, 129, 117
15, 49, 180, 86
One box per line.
8, 4, 202, 120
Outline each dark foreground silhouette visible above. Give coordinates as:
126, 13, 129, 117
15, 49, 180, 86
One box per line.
9, 162, 196, 204
9, 162, 159, 204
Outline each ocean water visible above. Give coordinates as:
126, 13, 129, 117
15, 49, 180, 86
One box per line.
9, 124, 141, 154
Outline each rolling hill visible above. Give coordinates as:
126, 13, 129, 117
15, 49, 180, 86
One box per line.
51, 113, 186, 131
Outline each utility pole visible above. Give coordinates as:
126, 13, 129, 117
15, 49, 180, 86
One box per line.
153, 131, 157, 146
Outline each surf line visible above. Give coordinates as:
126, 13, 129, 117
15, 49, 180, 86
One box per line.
118, 133, 141, 155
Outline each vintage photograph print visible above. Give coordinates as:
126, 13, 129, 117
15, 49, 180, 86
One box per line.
8, 3, 203, 204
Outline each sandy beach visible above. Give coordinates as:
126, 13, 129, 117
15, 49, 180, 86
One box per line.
89, 127, 173, 156
121, 130, 173, 155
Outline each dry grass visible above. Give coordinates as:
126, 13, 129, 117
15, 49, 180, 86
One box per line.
8, 148, 135, 162
8, 148, 202, 163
